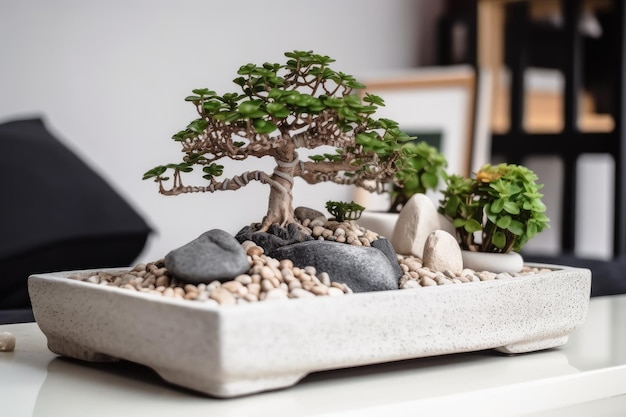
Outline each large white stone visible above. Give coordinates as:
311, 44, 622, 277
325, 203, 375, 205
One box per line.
391, 194, 440, 257
423, 230, 464, 274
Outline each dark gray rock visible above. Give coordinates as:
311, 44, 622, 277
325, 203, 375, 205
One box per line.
235, 223, 313, 253
164, 229, 248, 283
371, 238, 403, 279
294, 206, 326, 223
269, 240, 399, 293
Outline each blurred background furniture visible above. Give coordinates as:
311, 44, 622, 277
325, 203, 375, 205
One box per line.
437, 0, 626, 295
0, 117, 151, 324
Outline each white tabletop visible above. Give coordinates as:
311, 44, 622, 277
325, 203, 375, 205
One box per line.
1, 295, 625, 417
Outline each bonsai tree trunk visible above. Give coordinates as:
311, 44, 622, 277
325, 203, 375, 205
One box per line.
259, 143, 298, 230
261, 175, 295, 230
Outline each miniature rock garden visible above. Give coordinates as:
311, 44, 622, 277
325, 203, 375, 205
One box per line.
69, 50, 551, 305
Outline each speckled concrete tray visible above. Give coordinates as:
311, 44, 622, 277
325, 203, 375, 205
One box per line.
28, 264, 591, 398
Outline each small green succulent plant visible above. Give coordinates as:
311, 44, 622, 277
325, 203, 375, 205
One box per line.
438, 163, 550, 253
325, 201, 365, 222
388, 141, 448, 212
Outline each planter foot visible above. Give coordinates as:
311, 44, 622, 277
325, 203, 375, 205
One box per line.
495, 336, 569, 354
154, 368, 306, 398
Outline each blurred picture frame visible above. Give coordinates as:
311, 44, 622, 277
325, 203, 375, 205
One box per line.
361, 66, 479, 177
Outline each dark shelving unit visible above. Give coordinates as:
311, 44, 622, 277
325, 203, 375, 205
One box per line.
487, 0, 626, 258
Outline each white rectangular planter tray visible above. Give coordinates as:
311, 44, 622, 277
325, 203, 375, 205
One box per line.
28, 264, 591, 398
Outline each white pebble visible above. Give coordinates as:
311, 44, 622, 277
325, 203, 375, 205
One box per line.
0, 332, 16, 352
265, 288, 288, 300
420, 276, 437, 287
327, 287, 346, 296
401, 280, 420, 289
290, 288, 315, 298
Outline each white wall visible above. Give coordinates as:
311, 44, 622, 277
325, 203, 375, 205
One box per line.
0, 0, 422, 263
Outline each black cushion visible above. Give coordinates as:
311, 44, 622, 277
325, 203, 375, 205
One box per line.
524, 253, 626, 297
0, 117, 151, 309
0, 309, 35, 325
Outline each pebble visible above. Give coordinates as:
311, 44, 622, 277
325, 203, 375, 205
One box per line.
420, 276, 437, 287
264, 288, 288, 300
401, 279, 420, 289
327, 287, 346, 296
290, 288, 315, 298
0, 332, 16, 352
209, 287, 237, 306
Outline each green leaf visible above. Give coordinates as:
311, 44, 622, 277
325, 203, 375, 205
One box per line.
306, 97, 325, 113
167, 163, 193, 173
533, 200, 547, 212
496, 215, 512, 229
503, 201, 520, 214
355, 132, 377, 146
485, 207, 499, 224
343, 94, 362, 108
171, 130, 188, 141
420, 172, 439, 189
237, 63, 258, 75
453, 218, 466, 228
203, 100, 222, 112
202, 163, 224, 177
444, 195, 461, 217
284, 92, 302, 106
187, 119, 209, 133
192, 88, 215, 96
338, 106, 359, 121
322, 97, 344, 108
238, 100, 266, 118
268, 89, 288, 100
403, 175, 419, 192
223, 111, 242, 123
186, 153, 206, 163
492, 230, 506, 249
491, 198, 505, 213
464, 218, 482, 233
253, 119, 277, 134
323, 153, 342, 162
507, 220, 525, 235
266, 102, 290, 118
142, 165, 167, 180
363, 93, 385, 106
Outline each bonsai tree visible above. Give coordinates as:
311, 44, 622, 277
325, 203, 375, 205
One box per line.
438, 163, 550, 253
387, 141, 447, 213
143, 50, 413, 231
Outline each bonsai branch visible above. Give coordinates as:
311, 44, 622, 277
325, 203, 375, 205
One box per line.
157, 170, 276, 196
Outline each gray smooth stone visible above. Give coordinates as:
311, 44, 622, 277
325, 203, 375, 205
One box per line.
165, 229, 249, 284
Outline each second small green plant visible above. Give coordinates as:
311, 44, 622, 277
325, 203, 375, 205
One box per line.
388, 141, 447, 213
438, 163, 550, 253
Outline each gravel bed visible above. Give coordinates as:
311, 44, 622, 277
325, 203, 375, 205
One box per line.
69, 220, 550, 306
